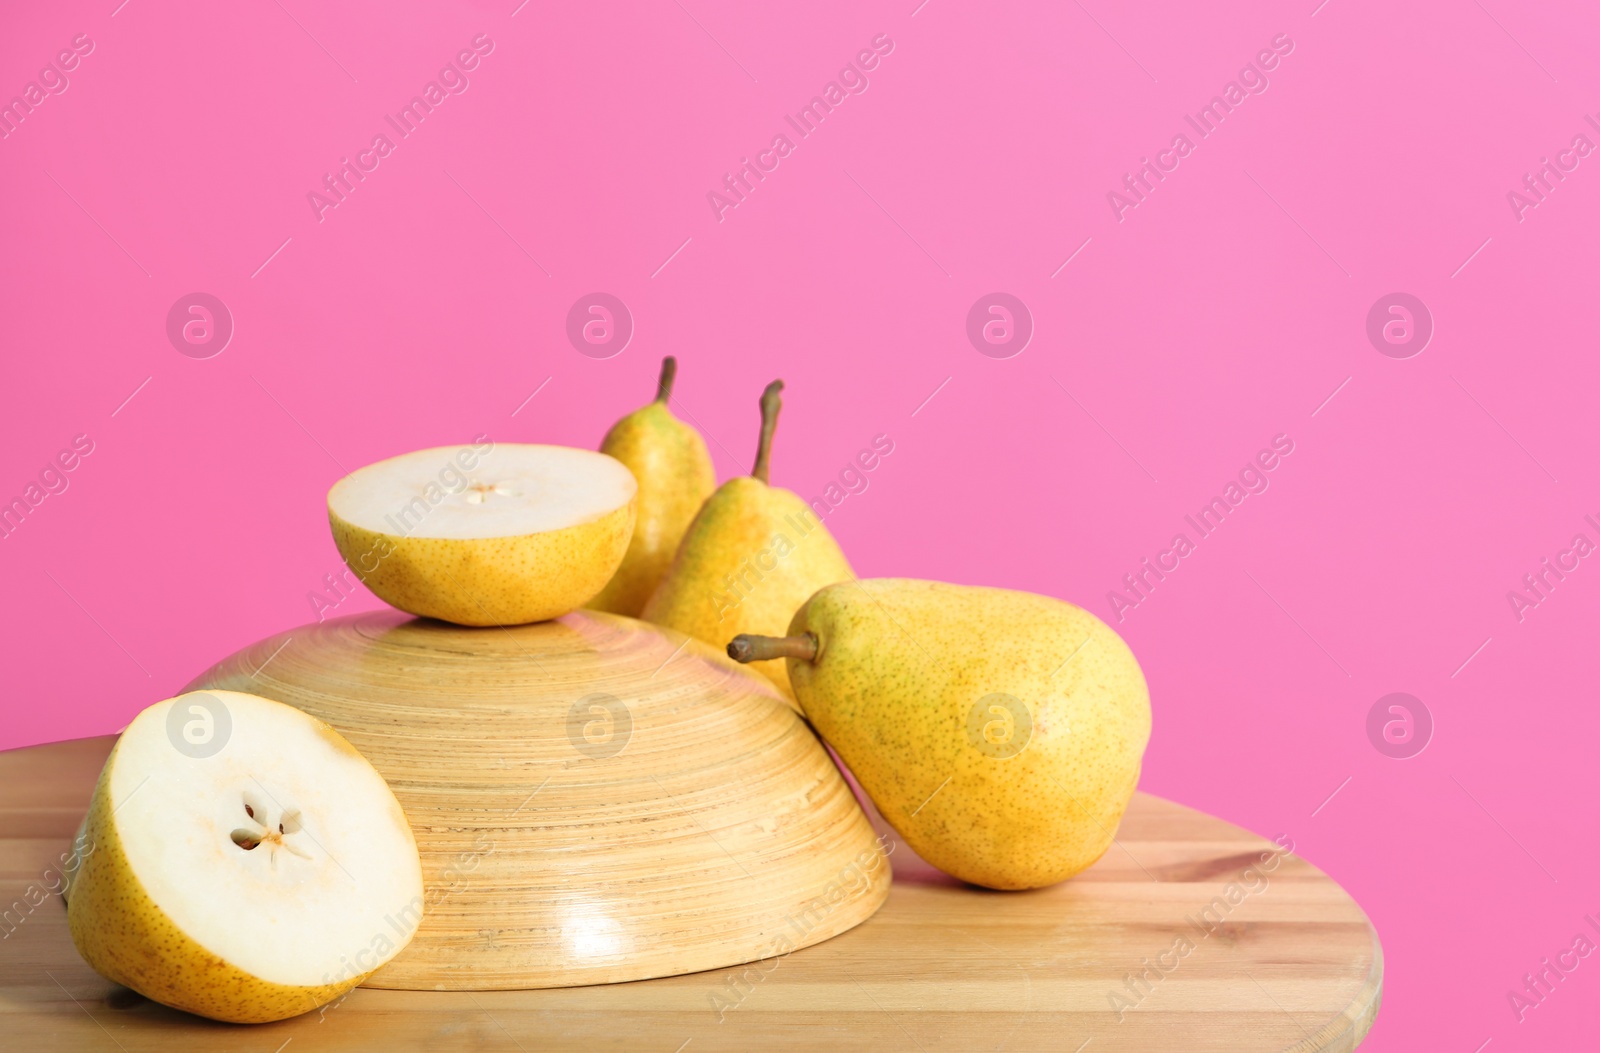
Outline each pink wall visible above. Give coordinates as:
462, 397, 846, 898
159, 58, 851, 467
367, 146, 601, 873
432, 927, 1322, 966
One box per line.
4, 0, 1598, 1046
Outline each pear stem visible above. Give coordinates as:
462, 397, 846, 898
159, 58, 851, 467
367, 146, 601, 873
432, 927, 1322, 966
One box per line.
655, 356, 678, 403
751, 380, 783, 483
728, 633, 818, 664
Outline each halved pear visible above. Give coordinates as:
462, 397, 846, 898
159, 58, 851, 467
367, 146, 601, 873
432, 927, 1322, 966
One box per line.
66, 690, 424, 1023
328, 442, 637, 625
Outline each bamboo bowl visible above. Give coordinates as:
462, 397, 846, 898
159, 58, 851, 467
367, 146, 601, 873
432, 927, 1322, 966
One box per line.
186, 610, 889, 991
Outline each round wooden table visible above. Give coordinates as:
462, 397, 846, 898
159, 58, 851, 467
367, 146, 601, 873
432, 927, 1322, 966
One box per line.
0, 736, 1380, 1051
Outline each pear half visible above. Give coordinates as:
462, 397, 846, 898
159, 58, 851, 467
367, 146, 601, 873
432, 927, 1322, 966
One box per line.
66, 690, 424, 1023
328, 442, 637, 625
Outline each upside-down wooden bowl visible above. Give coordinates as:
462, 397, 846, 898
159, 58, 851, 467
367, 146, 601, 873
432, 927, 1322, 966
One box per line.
186, 610, 889, 991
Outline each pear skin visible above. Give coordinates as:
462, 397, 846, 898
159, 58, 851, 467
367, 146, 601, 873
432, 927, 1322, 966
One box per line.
589, 357, 716, 616
730, 579, 1151, 889
641, 381, 854, 699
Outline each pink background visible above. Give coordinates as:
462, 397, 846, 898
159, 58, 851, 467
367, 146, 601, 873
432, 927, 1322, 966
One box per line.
4, 0, 1599, 1047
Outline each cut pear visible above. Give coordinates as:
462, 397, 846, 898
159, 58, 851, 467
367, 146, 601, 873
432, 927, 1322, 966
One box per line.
328, 442, 637, 625
66, 690, 424, 1023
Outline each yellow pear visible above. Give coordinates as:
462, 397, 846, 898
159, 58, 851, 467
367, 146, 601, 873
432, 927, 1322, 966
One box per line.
641, 380, 853, 699
66, 690, 423, 1023
729, 579, 1151, 889
588, 357, 716, 616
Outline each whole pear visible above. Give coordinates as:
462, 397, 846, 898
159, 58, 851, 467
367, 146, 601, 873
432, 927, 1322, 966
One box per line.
589, 357, 716, 616
729, 579, 1151, 889
642, 380, 854, 699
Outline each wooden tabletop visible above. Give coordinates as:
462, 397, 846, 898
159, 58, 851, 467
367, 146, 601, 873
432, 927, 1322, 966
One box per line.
0, 736, 1380, 1052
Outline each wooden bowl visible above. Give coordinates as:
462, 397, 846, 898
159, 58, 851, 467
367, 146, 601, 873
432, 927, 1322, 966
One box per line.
186, 610, 889, 991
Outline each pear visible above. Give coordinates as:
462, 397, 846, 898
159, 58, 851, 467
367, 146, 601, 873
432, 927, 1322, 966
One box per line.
66, 690, 423, 1023
588, 357, 716, 616
728, 579, 1151, 890
328, 443, 636, 625
641, 380, 854, 699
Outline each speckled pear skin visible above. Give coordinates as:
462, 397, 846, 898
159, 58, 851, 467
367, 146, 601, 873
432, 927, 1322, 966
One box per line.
787, 579, 1151, 890
641, 477, 853, 699
589, 400, 715, 616
65, 742, 357, 1024
330, 500, 635, 626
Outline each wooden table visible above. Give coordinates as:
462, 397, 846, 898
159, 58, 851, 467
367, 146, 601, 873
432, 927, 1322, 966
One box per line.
0, 736, 1380, 1051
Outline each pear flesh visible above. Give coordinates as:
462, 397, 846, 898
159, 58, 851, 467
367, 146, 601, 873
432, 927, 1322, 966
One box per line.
774, 579, 1151, 890
589, 357, 716, 616
66, 690, 424, 1023
328, 443, 636, 625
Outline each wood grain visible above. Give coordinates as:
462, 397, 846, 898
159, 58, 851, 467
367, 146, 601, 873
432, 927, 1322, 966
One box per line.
1, 735, 1381, 1051
182, 610, 889, 990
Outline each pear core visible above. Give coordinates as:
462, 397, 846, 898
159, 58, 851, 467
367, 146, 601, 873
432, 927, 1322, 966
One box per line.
327, 443, 637, 625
